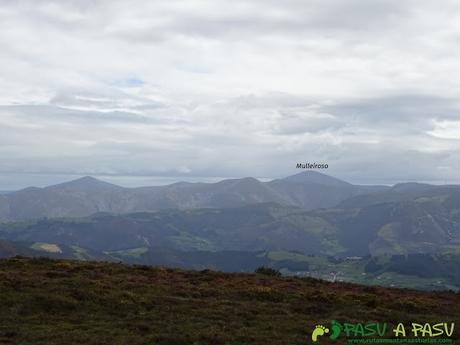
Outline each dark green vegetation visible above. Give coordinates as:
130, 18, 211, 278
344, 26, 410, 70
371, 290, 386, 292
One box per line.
254, 266, 281, 276
0, 257, 459, 345
1, 199, 459, 257
364, 254, 460, 289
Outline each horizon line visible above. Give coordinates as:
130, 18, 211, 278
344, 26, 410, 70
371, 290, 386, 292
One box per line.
1, 171, 458, 191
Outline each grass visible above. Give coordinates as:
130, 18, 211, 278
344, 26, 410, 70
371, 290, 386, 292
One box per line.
265, 251, 312, 262
30, 242, 62, 253
107, 247, 149, 259
0, 257, 459, 345
70, 246, 96, 261
169, 232, 217, 251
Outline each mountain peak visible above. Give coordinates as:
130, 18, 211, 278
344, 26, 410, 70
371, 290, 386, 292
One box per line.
391, 182, 434, 193
237, 177, 260, 184
69, 176, 105, 185
49, 176, 122, 190
76, 176, 100, 183
217, 176, 261, 186
281, 171, 351, 187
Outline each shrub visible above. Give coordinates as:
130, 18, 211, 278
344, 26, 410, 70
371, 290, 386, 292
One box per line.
254, 266, 281, 277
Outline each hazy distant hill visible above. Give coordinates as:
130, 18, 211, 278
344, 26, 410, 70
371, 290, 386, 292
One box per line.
267, 174, 387, 209
338, 182, 460, 209
0, 172, 390, 221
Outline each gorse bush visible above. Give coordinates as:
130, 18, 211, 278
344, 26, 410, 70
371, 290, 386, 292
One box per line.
254, 266, 281, 277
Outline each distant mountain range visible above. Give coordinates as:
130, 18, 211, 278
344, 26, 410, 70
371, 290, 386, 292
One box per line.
0, 171, 388, 221
2, 171, 460, 290
1, 172, 460, 257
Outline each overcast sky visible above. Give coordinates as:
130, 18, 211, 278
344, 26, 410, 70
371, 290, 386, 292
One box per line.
1, 0, 460, 189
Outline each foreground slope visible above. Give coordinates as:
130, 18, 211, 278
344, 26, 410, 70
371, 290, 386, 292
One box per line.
0, 257, 459, 345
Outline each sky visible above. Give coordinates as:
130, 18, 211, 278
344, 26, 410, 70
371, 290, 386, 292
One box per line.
1, 0, 460, 189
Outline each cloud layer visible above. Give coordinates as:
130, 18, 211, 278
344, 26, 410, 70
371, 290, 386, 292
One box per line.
1, 0, 460, 188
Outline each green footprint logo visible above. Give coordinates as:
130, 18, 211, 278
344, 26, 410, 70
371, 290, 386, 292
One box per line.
329, 320, 342, 340
311, 325, 329, 342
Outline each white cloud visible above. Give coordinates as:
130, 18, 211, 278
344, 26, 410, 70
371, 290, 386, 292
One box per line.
1, 0, 460, 188
428, 119, 460, 140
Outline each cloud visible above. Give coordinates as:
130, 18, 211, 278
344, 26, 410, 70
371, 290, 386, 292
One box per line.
1, 0, 460, 188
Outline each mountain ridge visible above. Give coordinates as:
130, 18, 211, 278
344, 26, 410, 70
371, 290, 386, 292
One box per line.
0, 171, 392, 221
3, 172, 460, 222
